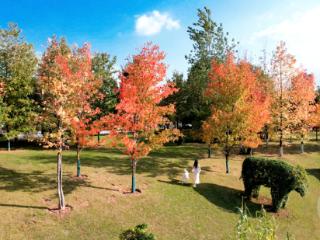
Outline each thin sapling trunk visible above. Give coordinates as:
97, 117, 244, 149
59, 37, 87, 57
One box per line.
131, 157, 137, 193
57, 146, 65, 210
300, 135, 304, 154
208, 144, 212, 158
7, 139, 10, 152
76, 143, 81, 177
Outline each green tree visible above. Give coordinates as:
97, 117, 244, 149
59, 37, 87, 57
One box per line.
91, 52, 118, 116
315, 86, 320, 103
0, 23, 37, 151
184, 7, 237, 130
161, 71, 188, 128
91, 52, 118, 142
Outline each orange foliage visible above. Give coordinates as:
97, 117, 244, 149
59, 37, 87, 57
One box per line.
203, 53, 270, 149
101, 43, 180, 160
56, 44, 102, 148
39, 42, 101, 148
289, 71, 315, 136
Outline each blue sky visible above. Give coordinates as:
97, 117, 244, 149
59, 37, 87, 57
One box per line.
1, 0, 319, 83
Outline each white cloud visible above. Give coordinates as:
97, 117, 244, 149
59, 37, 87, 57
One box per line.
250, 6, 320, 80
135, 10, 180, 36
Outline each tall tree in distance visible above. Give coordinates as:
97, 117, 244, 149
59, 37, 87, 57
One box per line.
91, 53, 118, 116
311, 103, 320, 141
315, 86, 320, 103
101, 43, 180, 192
185, 7, 237, 130
0, 82, 4, 124
288, 71, 315, 153
271, 41, 296, 157
91, 52, 118, 143
0, 23, 37, 151
311, 87, 320, 141
161, 71, 188, 129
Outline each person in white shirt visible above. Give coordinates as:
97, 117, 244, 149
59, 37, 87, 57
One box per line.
192, 159, 201, 187
182, 169, 190, 184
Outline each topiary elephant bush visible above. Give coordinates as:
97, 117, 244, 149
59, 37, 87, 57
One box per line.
241, 157, 308, 212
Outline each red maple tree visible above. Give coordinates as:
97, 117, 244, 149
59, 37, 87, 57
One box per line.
56, 44, 102, 177
100, 43, 180, 192
202, 54, 270, 173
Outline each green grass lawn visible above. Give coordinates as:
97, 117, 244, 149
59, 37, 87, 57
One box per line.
0, 142, 319, 240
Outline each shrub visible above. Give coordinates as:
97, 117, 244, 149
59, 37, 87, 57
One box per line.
119, 224, 155, 240
241, 157, 308, 212
234, 205, 296, 240
235, 206, 277, 240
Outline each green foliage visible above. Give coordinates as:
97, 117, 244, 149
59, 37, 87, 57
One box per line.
0, 23, 38, 140
161, 72, 188, 124
91, 52, 118, 119
119, 224, 155, 240
184, 7, 237, 129
186, 7, 237, 65
315, 86, 320, 103
241, 157, 308, 212
235, 206, 277, 240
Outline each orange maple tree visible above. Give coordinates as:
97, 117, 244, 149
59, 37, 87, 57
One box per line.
202, 54, 270, 173
57, 44, 102, 177
38, 40, 100, 210
241, 68, 271, 150
288, 70, 315, 153
271, 41, 297, 156
100, 43, 180, 192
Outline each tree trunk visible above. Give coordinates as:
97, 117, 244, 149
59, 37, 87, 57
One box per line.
316, 128, 318, 141
131, 158, 137, 193
225, 153, 230, 174
207, 144, 212, 158
225, 130, 230, 174
300, 138, 304, 154
76, 144, 81, 177
57, 148, 65, 210
250, 148, 253, 157
279, 58, 284, 158
97, 132, 100, 143
279, 135, 284, 157
7, 139, 10, 152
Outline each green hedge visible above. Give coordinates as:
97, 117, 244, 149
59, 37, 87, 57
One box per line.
241, 157, 308, 212
119, 224, 155, 240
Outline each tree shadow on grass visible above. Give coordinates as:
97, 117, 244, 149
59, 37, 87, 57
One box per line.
0, 166, 89, 195
23, 147, 194, 180
158, 179, 193, 187
0, 203, 48, 209
306, 168, 320, 181
159, 180, 263, 216
148, 144, 206, 159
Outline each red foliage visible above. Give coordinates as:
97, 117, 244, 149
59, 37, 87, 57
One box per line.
203, 53, 271, 148
100, 43, 180, 160
56, 44, 102, 148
